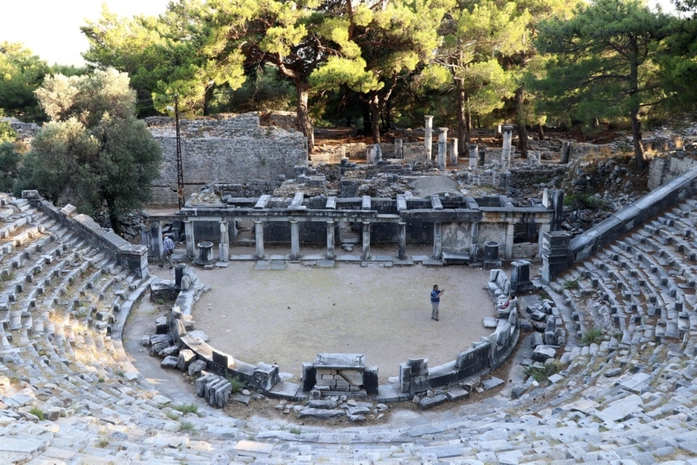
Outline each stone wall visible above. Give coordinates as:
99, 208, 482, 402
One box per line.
570, 165, 697, 261
167, 265, 519, 402
147, 114, 308, 206
510, 166, 568, 188
319, 142, 428, 163
24, 192, 149, 278
568, 142, 617, 161
2, 117, 39, 144
648, 154, 697, 191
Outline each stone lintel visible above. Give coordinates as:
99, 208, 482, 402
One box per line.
430, 195, 443, 211
315, 353, 365, 369
397, 194, 407, 211
288, 192, 305, 210
254, 195, 271, 209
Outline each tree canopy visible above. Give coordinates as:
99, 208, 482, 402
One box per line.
534, 0, 672, 168
0, 0, 689, 171
22, 69, 162, 232
0, 42, 50, 120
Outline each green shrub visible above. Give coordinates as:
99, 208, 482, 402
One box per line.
582, 327, 603, 345
180, 420, 194, 432
173, 403, 198, 415
563, 280, 579, 290
564, 193, 610, 211
226, 376, 244, 393
29, 407, 44, 420
524, 361, 562, 383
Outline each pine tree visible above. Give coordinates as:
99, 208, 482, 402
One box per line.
534, 0, 672, 169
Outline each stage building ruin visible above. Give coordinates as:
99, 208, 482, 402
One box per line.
144, 186, 563, 266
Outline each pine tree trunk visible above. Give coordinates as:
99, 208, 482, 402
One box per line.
296, 81, 314, 152
384, 98, 392, 130
362, 103, 371, 135
370, 95, 381, 144
537, 123, 545, 141
203, 83, 215, 116
630, 109, 646, 169
455, 79, 469, 144
515, 86, 528, 158
106, 197, 122, 234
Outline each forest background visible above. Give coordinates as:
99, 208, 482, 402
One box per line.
1, 0, 697, 221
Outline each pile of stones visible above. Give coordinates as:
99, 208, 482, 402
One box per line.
277, 394, 389, 423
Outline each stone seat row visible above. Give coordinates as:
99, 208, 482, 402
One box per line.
9, 193, 697, 463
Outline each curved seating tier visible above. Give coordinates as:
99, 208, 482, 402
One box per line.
4, 193, 697, 464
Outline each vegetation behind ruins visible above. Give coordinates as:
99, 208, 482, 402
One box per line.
1, 0, 697, 225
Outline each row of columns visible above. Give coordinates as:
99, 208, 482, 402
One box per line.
153, 217, 541, 263
178, 219, 411, 262
424, 116, 458, 170
425, 117, 515, 169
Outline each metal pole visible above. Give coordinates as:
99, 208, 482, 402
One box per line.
174, 95, 184, 210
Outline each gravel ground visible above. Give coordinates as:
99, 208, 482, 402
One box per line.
172, 249, 496, 383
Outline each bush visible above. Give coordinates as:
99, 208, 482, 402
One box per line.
564, 193, 610, 211
179, 421, 194, 432
582, 327, 603, 345
226, 376, 244, 393
28, 407, 44, 420
173, 403, 198, 415
524, 361, 562, 383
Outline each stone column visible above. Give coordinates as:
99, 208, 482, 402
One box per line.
504, 222, 515, 260
362, 221, 371, 260
450, 138, 458, 166
468, 143, 479, 169
184, 219, 195, 259
560, 141, 571, 164
290, 220, 300, 260
326, 220, 336, 259
424, 115, 434, 161
538, 223, 551, 259
437, 128, 448, 170
395, 139, 403, 159
470, 221, 480, 260
219, 220, 229, 263
433, 222, 443, 260
501, 125, 514, 169
254, 220, 265, 259
552, 189, 565, 231
398, 221, 407, 260
374, 144, 382, 162
150, 221, 162, 260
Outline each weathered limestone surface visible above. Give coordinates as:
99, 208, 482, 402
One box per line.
147, 114, 308, 205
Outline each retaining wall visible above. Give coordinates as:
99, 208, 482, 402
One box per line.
23, 191, 149, 278
570, 165, 697, 261
166, 265, 519, 402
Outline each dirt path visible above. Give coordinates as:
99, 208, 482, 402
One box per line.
189, 257, 495, 383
